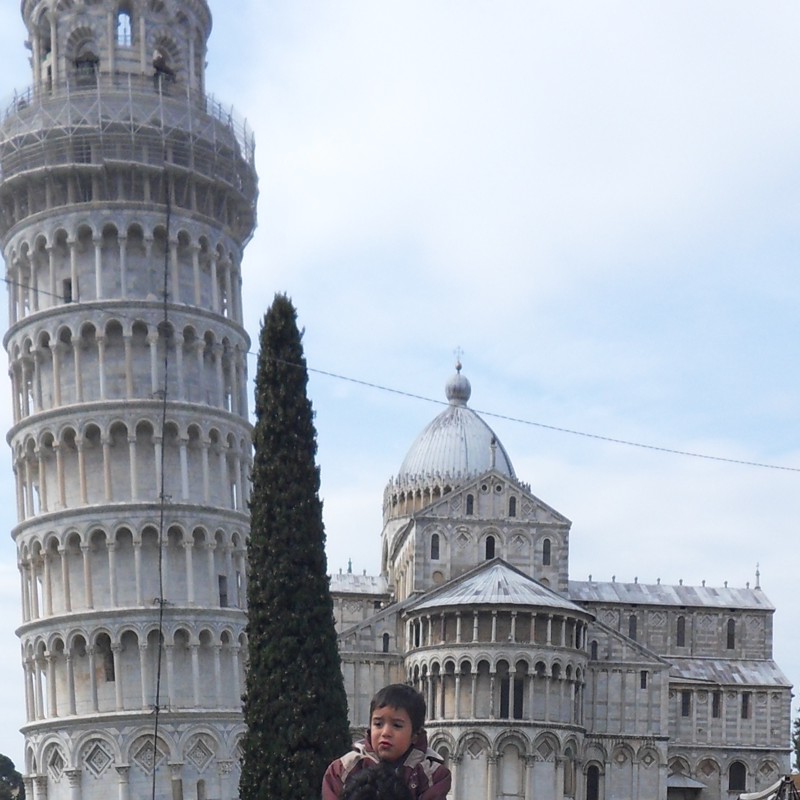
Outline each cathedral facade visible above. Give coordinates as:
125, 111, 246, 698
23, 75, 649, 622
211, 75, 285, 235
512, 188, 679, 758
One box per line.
331, 365, 792, 800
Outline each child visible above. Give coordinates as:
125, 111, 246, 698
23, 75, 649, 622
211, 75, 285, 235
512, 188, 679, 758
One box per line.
340, 762, 414, 800
322, 683, 451, 800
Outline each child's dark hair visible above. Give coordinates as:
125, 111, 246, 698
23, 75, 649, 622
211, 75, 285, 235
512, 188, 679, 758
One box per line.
341, 762, 414, 800
369, 684, 426, 733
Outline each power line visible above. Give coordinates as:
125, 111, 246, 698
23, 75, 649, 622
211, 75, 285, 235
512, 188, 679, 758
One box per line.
301, 363, 800, 474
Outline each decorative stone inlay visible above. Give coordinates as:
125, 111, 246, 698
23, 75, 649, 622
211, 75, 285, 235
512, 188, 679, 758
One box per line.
186, 736, 214, 771
48, 748, 65, 781
700, 760, 718, 777
511, 534, 527, 552
84, 741, 113, 777
132, 739, 167, 775
698, 614, 714, 631
537, 741, 553, 760
649, 611, 666, 627
641, 753, 655, 768
456, 532, 470, 550
760, 762, 775, 777
467, 740, 484, 758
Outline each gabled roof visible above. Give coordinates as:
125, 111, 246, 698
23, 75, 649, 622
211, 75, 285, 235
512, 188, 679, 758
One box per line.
421, 474, 569, 525
569, 580, 773, 611
406, 558, 589, 616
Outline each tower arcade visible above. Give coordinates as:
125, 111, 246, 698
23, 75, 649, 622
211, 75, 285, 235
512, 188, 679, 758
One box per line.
1, 1, 258, 798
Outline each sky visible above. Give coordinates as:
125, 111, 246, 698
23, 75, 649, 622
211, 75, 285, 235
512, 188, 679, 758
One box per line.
0, 0, 798, 770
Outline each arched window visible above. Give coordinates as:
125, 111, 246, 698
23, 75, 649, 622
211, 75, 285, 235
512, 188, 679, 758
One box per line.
676, 615, 686, 647
542, 538, 551, 566
628, 614, 637, 641
726, 618, 736, 650
586, 765, 601, 800
485, 536, 495, 560
196, 779, 207, 800
590, 640, 598, 660
117, 11, 133, 46
430, 533, 440, 560
382, 633, 390, 653
465, 494, 474, 515
729, 762, 747, 792
508, 497, 516, 517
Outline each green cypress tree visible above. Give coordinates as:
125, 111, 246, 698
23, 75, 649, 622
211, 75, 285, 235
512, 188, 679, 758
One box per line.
239, 293, 352, 800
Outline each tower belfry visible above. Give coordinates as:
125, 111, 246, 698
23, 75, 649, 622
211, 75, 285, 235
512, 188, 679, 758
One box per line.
1, 1, 258, 798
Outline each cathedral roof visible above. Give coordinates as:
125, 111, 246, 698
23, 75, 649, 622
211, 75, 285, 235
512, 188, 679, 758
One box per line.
669, 657, 791, 687
396, 363, 516, 483
408, 559, 588, 616
569, 580, 773, 611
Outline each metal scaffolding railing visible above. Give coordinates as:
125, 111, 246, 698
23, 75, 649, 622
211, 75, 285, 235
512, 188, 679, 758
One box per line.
1, 73, 256, 167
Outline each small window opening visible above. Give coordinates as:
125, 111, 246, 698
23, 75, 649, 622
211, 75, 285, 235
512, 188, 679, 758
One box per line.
726, 618, 736, 650
590, 640, 598, 660
542, 538, 551, 566
485, 535, 495, 560
741, 692, 750, 719
382, 633, 390, 653
676, 615, 686, 648
218, 575, 228, 607
681, 690, 691, 717
117, 12, 133, 46
640, 670, 647, 689
508, 497, 516, 517
430, 533, 440, 560
628, 614, 637, 641
712, 690, 722, 718
465, 494, 474, 515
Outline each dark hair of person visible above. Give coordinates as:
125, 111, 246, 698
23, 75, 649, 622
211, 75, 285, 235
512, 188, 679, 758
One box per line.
369, 683, 426, 734
341, 763, 414, 800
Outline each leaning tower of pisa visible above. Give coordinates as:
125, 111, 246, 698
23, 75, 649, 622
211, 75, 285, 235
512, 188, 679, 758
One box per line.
0, 2, 257, 798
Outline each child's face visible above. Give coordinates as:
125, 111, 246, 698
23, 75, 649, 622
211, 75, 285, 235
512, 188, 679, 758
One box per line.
370, 705, 416, 762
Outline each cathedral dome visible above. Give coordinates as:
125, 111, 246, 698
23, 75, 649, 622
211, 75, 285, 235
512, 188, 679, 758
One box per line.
397, 363, 516, 482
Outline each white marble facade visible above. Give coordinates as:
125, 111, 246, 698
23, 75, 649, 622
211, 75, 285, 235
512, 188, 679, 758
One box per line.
1, 1, 257, 798
331, 368, 792, 800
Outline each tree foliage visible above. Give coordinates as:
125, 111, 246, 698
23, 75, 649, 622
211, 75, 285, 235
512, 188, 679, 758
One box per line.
793, 714, 800, 773
239, 294, 352, 800
0, 755, 24, 800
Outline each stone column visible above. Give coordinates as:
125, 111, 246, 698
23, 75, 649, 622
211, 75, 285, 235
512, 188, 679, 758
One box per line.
486, 755, 497, 800
148, 332, 160, 395
33, 775, 48, 800
102, 435, 112, 501
66, 768, 81, 800
116, 765, 131, 800
76, 439, 88, 505
66, 653, 76, 715
94, 237, 103, 299
118, 235, 128, 297
96, 334, 107, 400
107, 541, 117, 606
129, 434, 138, 500
41, 551, 52, 616
54, 443, 65, 509
81, 544, 93, 608
112, 644, 123, 709
87, 647, 98, 711
52, 342, 63, 406
133, 537, 143, 605
184, 540, 195, 604
179, 436, 189, 500
123, 334, 133, 397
